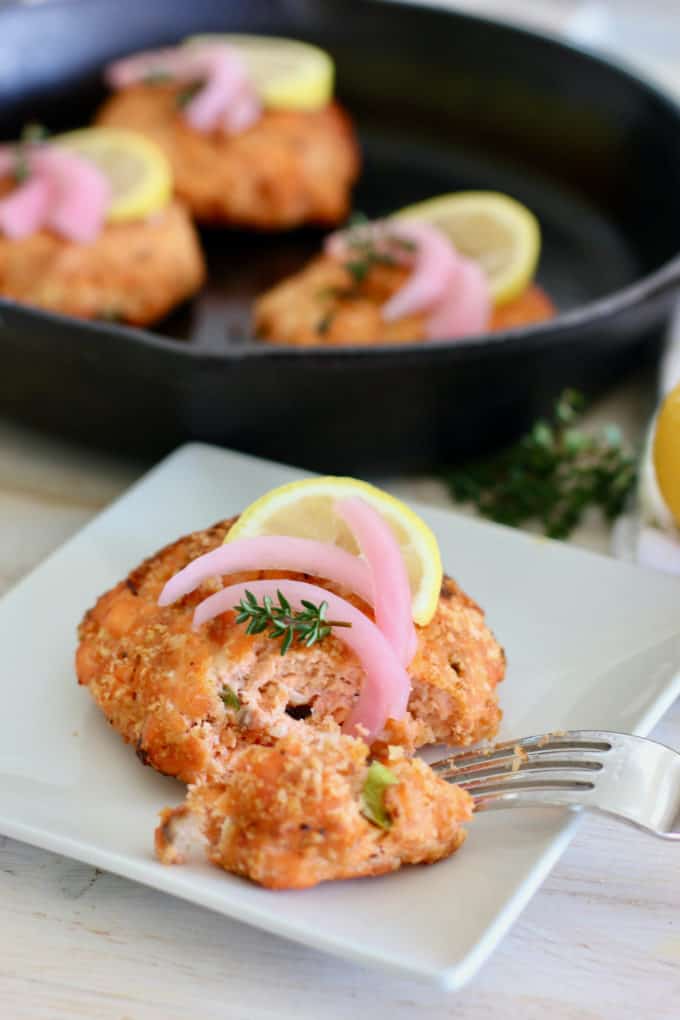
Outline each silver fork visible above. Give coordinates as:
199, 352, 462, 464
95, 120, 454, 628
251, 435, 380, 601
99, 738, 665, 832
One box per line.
431, 730, 680, 840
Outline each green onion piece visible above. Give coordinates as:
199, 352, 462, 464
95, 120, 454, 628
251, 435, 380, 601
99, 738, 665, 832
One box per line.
176, 82, 202, 109
360, 761, 399, 830
220, 684, 241, 712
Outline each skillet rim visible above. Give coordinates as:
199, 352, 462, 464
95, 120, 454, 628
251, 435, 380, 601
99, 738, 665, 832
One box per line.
1, 0, 679, 362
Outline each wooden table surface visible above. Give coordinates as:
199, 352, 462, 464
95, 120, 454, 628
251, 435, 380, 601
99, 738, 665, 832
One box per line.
2, 1, 680, 1017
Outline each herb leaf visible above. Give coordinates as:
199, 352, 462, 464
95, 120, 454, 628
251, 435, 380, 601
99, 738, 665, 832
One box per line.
220, 684, 241, 712
340, 214, 402, 264
233, 589, 351, 656
145, 70, 174, 85
99, 307, 124, 324
317, 310, 336, 335
21, 122, 48, 144
315, 215, 416, 337
13, 122, 48, 183
442, 389, 637, 539
348, 210, 369, 228
176, 82, 202, 110
360, 761, 399, 830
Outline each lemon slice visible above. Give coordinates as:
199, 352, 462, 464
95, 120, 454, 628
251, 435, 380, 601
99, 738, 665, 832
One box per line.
184, 34, 334, 111
226, 477, 443, 626
653, 382, 680, 527
55, 127, 172, 223
393, 191, 541, 306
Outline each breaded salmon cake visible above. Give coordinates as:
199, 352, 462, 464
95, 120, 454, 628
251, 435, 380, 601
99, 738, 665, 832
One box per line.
96, 84, 360, 229
155, 730, 472, 889
0, 200, 205, 326
254, 255, 555, 346
76, 518, 504, 783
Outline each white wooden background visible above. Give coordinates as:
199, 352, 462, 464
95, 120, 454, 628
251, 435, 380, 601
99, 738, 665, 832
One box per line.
2, 1, 680, 1016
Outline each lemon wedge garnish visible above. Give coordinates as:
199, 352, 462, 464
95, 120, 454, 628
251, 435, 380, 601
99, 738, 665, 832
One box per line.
55, 127, 172, 222
393, 191, 541, 306
653, 382, 680, 527
225, 477, 443, 626
184, 34, 334, 111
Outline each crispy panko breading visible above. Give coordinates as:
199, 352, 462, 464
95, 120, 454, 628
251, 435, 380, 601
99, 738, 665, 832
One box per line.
78, 517, 495, 889
0, 200, 205, 326
76, 518, 504, 784
96, 84, 360, 229
254, 255, 555, 346
155, 730, 472, 889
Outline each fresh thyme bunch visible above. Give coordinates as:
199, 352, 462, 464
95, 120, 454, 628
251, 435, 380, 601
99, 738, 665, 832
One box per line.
443, 389, 637, 539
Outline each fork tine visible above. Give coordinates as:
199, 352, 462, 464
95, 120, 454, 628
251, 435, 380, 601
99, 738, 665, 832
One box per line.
468, 776, 596, 797
431, 730, 614, 790
469, 779, 597, 813
431, 731, 613, 778
444, 757, 604, 788
428, 731, 680, 837
458, 765, 600, 791
439, 749, 606, 776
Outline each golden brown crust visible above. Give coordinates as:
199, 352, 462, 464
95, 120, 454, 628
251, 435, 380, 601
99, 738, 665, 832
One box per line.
0, 201, 205, 326
155, 730, 472, 889
407, 575, 504, 747
254, 254, 556, 347
76, 517, 504, 784
255, 256, 424, 346
96, 85, 361, 229
490, 284, 555, 331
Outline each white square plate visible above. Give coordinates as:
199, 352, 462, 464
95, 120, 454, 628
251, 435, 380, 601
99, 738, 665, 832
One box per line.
2, 443, 680, 989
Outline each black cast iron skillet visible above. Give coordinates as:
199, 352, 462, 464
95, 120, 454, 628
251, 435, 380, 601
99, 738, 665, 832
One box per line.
0, 0, 679, 472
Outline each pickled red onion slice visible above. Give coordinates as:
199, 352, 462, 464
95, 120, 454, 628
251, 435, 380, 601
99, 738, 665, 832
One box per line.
224, 89, 262, 135
0, 145, 110, 243
158, 535, 373, 607
381, 222, 462, 321
192, 579, 411, 740
181, 50, 254, 133
335, 497, 417, 666
35, 149, 111, 244
106, 44, 261, 136
326, 220, 457, 320
325, 217, 491, 341
426, 257, 491, 341
0, 174, 52, 239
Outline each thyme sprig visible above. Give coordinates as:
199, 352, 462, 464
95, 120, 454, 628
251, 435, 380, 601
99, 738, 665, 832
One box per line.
234, 589, 351, 655
13, 122, 48, 183
443, 389, 637, 539
176, 82, 202, 109
316, 212, 417, 335
145, 70, 174, 85
340, 212, 415, 286
142, 69, 199, 109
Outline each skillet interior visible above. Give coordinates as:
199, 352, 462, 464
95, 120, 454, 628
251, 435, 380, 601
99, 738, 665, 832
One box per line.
165, 136, 640, 352
0, 0, 679, 469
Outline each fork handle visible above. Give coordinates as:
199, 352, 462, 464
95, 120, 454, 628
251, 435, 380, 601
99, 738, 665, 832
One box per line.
470, 789, 680, 841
